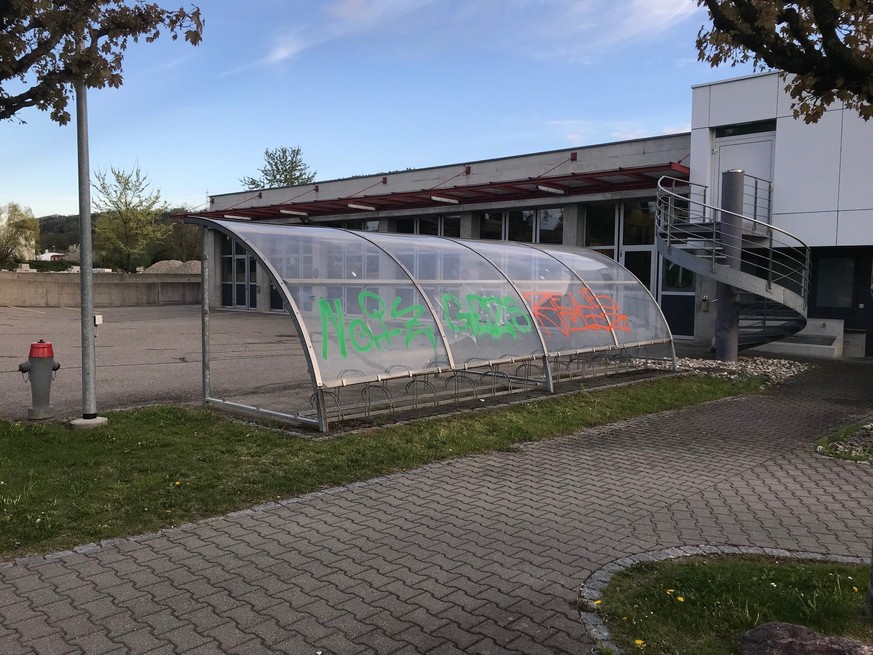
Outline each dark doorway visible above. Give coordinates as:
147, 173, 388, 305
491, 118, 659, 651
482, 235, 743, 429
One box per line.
809, 247, 873, 331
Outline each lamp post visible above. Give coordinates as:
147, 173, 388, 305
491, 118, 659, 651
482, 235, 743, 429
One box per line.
71, 71, 106, 429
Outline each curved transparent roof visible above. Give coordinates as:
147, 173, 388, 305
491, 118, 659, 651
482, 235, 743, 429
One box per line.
192, 218, 673, 390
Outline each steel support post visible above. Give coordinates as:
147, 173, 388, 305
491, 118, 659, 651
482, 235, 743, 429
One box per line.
715, 169, 744, 362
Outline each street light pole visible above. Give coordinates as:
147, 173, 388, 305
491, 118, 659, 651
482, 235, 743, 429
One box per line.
72, 73, 106, 429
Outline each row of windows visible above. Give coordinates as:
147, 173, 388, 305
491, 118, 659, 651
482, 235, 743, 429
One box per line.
392, 208, 564, 244
385, 202, 655, 248
477, 208, 564, 244
219, 199, 694, 311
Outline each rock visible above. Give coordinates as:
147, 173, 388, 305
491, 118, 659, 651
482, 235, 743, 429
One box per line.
741, 622, 873, 655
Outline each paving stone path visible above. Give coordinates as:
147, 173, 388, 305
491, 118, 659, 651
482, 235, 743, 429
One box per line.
1, 362, 872, 654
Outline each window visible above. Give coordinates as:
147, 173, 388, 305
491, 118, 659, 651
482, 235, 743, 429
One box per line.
418, 216, 440, 236
506, 210, 534, 242
396, 215, 462, 237
622, 201, 655, 245
219, 234, 257, 309
715, 119, 776, 138
442, 215, 461, 238
478, 212, 504, 240
585, 204, 616, 247
816, 257, 854, 309
662, 261, 695, 291
537, 208, 563, 244
396, 218, 416, 234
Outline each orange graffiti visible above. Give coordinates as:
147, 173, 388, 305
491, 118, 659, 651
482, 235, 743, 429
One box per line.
522, 288, 630, 336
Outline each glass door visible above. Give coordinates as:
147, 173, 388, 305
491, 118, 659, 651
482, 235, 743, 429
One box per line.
618, 201, 657, 294
220, 235, 258, 309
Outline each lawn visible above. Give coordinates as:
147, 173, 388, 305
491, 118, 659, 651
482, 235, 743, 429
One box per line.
0, 373, 762, 560
596, 555, 872, 655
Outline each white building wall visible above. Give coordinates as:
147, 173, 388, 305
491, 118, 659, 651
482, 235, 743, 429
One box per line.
691, 72, 873, 249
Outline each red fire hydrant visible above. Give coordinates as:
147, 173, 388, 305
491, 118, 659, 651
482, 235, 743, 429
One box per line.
18, 340, 61, 420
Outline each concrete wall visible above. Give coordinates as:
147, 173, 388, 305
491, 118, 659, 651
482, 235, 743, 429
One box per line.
0, 272, 200, 307
209, 134, 691, 216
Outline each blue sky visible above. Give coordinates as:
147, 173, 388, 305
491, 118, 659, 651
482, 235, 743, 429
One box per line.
1, 0, 754, 218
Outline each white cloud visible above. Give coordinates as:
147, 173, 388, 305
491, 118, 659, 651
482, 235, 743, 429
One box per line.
660, 122, 692, 135
239, 0, 702, 72
493, 0, 702, 60
608, 125, 651, 141
548, 117, 689, 145
240, 0, 436, 70
326, 0, 426, 27
609, 0, 700, 43
265, 36, 310, 64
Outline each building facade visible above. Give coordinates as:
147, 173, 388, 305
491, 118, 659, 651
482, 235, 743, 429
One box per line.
199, 71, 873, 351
205, 133, 697, 337
691, 72, 873, 335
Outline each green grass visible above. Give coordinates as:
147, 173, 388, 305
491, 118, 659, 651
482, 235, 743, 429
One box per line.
598, 555, 872, 655
0, 374, 761, 559
815, 421, 873, 462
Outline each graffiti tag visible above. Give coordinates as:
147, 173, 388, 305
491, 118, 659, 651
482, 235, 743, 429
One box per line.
318, 287, 629, 360
319, 291, 436, 359
522, 288, 629, 336
440, 292, 532, 339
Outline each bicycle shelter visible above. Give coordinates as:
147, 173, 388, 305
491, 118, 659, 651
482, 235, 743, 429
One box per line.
188, 217, 676, 432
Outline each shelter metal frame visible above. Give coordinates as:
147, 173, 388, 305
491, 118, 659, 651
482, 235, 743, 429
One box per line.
189, 217, 677, 432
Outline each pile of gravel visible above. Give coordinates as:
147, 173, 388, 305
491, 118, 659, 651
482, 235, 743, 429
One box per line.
143, 260, 201, 274
646, 356, 811, 385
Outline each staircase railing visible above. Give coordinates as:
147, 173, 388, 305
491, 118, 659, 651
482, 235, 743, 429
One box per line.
657, 176, 810, 312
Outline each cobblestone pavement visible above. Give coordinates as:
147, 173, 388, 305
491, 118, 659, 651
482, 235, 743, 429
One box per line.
1, 361, 872, 654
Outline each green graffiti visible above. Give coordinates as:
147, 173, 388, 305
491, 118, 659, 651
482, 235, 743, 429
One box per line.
319, 297, 348, 359
320, 291, 437, 360
319, 290, 533, 360
440, 292, 532, 338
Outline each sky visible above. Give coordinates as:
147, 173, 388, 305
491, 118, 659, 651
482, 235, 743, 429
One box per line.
1, 0, 756, 218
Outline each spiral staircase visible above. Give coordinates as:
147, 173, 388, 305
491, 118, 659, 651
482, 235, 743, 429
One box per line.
656, 175, 810, 350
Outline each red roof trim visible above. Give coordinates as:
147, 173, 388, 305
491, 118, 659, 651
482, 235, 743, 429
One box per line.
198, 161, 689, 221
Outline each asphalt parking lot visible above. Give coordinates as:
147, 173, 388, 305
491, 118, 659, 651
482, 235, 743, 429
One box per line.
1, 304, 315, 422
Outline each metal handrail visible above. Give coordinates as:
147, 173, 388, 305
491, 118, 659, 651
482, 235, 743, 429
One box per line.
656, 176, 810, 302
742, 173, 772, 228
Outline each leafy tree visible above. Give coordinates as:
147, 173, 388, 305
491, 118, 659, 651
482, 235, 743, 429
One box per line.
240, 146, 317, 190
92, 165, 170, 272
1, 0, 203, 125
0, 202, 39, 266
38, 213, 81, 252
696, 1, 873, 122
148, 207, 201, 264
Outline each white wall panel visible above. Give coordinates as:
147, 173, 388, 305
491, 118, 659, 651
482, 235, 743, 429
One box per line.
771, 211, 837, 246
689, 128, 712, 186
691, 86, 711, 129
836, 210, 873, 246
838, 115, 873, 211
772, 111, 842, 216
707, 74, 779, 126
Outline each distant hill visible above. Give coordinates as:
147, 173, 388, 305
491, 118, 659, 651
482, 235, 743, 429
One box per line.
38, 214, 83, 252
38, 210, 199, 268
